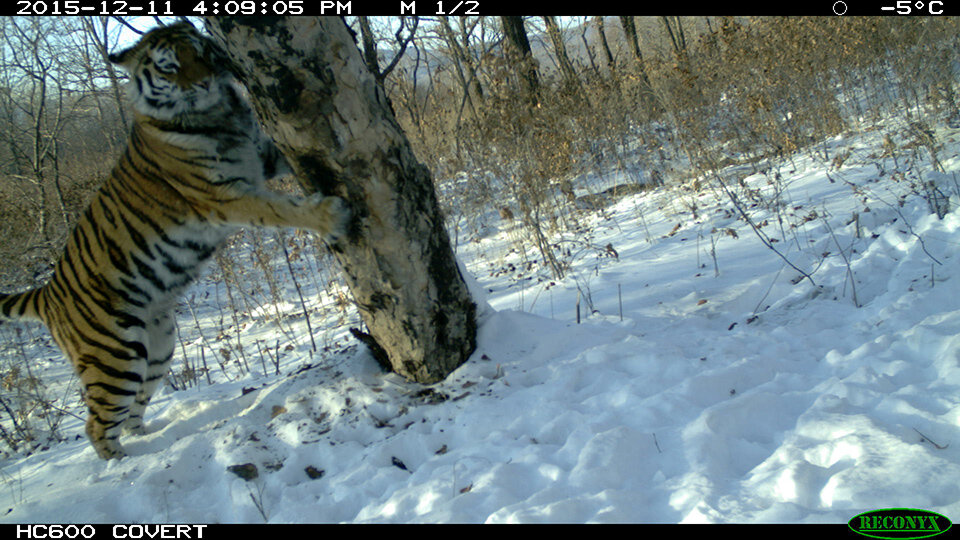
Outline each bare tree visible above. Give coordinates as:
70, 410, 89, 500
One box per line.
0, 18, 85, 243
618, 16, 656, 112
205, 17, 476, 384
594, 16, 616, 77
437, 17, 486, 118
542, 17, 581, 95
499, 16, 540, 107
356, 16, 418, 87
79, 17, 130, 134
660, 16, 688, 64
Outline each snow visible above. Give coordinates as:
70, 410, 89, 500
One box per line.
2, 124, 960, 524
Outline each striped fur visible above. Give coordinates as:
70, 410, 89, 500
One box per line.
0, 23, 348, 459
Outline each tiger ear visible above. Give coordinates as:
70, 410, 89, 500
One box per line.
199, 39, 240, 78
107, 46, 136, 69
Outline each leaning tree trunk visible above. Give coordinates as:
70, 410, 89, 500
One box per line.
205, 17, 477, 384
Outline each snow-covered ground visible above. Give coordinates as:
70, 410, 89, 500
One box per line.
1, 123, 959, 523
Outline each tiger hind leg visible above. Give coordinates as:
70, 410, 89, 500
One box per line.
123, 355, 170, 436
82, 375, 140, 460
124, 317, 175, 436
79, 356, 147, 459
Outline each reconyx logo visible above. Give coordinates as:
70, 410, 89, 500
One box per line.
849, 508, 952, 539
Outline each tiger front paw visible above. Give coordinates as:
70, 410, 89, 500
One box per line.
315, 195, 350, 245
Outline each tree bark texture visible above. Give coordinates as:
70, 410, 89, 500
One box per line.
205, 17, 477, 384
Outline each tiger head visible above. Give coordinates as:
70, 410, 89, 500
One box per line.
109, 22, 239, 121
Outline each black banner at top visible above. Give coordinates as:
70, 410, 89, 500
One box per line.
5, 0, 953, 16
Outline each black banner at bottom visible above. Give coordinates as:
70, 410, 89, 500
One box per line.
2, 523, 859, 535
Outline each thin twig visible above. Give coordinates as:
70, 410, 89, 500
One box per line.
821, 213, 860, 308
714, 173, 818, 288
914, 428, 948, 450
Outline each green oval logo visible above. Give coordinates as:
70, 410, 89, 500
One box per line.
849, 508, 952, 539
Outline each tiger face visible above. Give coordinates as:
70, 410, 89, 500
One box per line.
108, 23, 237, 120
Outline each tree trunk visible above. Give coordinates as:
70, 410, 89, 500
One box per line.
82, 17, 129, 133
595, 17, 617, 77
619, 16, 657, 113
206, 17, 477, 384
438, 17, 484, 117
356, 16, 381, 83
660, 16, 688, 64
357, 16, 418, 88
499, 16, 540, 107
542, 16, 581, 94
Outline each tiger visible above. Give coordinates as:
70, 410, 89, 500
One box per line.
0, 22, 349, 460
